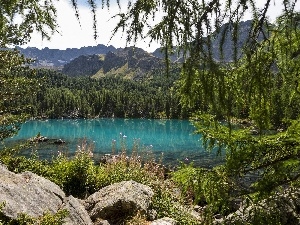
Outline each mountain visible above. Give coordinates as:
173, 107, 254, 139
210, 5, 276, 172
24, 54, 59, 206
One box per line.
19, 20, 265, 76
16, 44, 116, 69
62, 46, 166, 79
210, 20, 265, 61
96, 47, 165, 79
61, 21, 258, 78
62, 54, 105, 77
152, 20, 265, 62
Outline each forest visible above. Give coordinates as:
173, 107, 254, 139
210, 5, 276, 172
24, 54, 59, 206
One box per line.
23, 66, 187, 119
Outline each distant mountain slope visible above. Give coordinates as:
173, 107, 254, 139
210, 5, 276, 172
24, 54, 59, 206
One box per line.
19, 20, 265, 75
153, 20, 264, 62
63, 46, 166, 79
102, 47, 164, 76
63, 19, 255, 78
16, 44, 116, 68
62, 54, 105, 77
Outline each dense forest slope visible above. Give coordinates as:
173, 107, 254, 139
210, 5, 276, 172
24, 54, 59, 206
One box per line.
23, 67, 184, 119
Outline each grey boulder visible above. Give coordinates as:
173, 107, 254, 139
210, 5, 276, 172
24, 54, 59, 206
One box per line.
0, 167, 65, 218
0, 163, 92, 224
150, 217, 177, 225
63, 196, 93, 225
84, 180, 154, 223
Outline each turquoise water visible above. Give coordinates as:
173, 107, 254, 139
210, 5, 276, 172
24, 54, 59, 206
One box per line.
4, 118, 223, 167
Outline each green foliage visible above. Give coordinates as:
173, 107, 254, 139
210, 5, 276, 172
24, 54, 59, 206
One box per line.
172, 163, 232, 215
0, 50, 38, 141
0, 0, 59, 143
171, 163, 205, 204
0, 0, 57, 47
151, 188, 199, 225
1, 0, 300, 224
192, 114, 300, 197
140, 7, 300, 223
49, 152, 101, 198
0, 141, 101, 198
0, 143, 199, 224
10, 67, 186, 119
35, 210, 69, 225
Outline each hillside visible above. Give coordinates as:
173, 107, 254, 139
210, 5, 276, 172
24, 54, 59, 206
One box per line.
18, 20, 263, 76
16, 44, 116, 69
62, 54, 105, 77
152, 20, 261, 62
63, 21, 257, 78
62, 46, 166, 79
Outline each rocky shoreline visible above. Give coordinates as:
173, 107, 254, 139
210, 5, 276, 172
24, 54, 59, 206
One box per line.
0, 163, 188, 224
1, 161, 300, 224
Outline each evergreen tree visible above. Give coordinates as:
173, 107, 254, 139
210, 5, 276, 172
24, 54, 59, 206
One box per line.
0, 0, 58, 140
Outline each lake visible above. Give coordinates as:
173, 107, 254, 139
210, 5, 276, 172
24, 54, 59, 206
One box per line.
4, 118, 223, 167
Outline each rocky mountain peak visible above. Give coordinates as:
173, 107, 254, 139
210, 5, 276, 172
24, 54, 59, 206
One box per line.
16, 44, 116, 68
62, 46, 165, 78
102, 46, 164, 75
62, 54, 105, 77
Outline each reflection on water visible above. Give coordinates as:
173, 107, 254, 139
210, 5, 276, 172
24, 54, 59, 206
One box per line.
3, 118, 224, 167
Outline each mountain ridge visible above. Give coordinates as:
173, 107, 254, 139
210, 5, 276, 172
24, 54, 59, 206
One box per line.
16, 44, 117, 68
18, 20, 263, 76
94, 47, 166, 80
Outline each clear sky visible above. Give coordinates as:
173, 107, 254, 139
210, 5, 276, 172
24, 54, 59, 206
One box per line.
21, 0, 299, 52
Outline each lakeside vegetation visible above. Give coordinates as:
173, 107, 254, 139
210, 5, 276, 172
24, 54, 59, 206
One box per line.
1, 0, 300, 224
1, 139, 203, 224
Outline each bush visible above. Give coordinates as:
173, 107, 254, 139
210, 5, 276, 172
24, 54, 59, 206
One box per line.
172, 163, 233, 215
48, 153, 101, 198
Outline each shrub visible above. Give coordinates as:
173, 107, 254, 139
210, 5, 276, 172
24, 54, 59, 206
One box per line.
172, 163, 233, 215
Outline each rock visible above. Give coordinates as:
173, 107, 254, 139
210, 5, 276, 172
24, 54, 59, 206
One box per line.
94, 219, 111, 225
29, 135, 49, 143
17, 44, 116, 68
63, 196, 93, 225
193, 205, 202, 213
148, 209, 158, 221
84, 180, 154, 223
54, 138, 66, 144
250, 129, 259, 135
214, 214, 223, 220
94, 46, 165, 80
102, 51, 127, 73
0, 168, 65, 219
62, 54, 104, 77
150, 217, 177, 225
0, 164, 93, 225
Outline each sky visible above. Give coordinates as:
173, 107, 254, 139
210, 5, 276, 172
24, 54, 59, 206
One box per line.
21, 0, 299, 52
